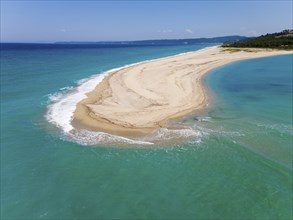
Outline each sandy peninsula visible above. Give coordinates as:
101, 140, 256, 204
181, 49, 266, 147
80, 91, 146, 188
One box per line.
73, 46, 292, 135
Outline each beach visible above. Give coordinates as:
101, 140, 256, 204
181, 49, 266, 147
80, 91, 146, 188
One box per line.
73, 46, 292, 135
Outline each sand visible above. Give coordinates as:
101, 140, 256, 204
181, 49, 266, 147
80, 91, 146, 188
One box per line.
73, 46, 292, 135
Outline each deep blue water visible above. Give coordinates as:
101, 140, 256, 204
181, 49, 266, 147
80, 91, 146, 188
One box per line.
1, 44, 292, 219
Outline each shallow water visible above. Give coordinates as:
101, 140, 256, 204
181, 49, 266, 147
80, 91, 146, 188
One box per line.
1, 44, 292, 219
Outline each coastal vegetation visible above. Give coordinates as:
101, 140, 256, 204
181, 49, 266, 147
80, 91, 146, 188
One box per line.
222, 30, 293, 49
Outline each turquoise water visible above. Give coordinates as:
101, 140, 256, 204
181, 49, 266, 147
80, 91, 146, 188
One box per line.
204, 55, 293, 169
1, 44, 292, 219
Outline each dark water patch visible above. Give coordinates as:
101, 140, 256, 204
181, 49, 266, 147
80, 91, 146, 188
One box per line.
269, 83, 284, 87
208, 108, 242, 120
244, 95, 262, 101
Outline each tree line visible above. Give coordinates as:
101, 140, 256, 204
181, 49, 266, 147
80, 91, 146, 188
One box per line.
222, 30, 293, 49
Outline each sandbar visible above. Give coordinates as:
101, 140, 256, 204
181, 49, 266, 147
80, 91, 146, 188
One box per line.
73, 46, 292, 136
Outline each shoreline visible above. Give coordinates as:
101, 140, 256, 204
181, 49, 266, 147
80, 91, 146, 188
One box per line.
47, 45, 217, 134
72, 46, 292, 136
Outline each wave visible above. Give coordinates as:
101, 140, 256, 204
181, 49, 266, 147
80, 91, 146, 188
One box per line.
46, 74, 108, 133
68, 129, 154, 146
45, 45, 218, 145
256, 122, 293, 135
142, 128, 204, 143
63, 127, 204, 146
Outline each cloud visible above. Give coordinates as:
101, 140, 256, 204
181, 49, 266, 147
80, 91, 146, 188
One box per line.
247, 30, 260, 36
60, 29, 67, 33
158, 29, 173, 33
239, 27, 260, 36
185, 28, 193, 34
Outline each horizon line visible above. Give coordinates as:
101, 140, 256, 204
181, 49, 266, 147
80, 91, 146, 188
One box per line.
0, 34, 250, 44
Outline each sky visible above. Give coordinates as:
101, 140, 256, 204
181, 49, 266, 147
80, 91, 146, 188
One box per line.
0, 1, 292, 42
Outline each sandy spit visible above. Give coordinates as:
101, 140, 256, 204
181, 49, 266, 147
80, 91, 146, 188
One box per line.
72, 46, 292, 136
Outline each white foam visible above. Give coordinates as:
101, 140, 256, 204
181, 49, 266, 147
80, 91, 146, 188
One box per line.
69, 129, 154, 145
46, 73, 107, 133
195, 116, 213, 122
142, 128, 203, 142
45, 45, 218, 144
256, 123, 293, 135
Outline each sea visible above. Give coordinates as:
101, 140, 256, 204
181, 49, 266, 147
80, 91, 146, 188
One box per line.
1, 43, 292, 219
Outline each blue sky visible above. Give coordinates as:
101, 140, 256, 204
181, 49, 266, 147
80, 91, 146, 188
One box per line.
1, 1, 292, 42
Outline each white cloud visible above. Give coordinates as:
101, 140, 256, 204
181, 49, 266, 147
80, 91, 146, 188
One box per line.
247, 30, 260, 36
185, 28, 193, 34
239, 27, 260, 36
239, 27, 247, 31
158, 29, 173, 33
60, 29, 67, 33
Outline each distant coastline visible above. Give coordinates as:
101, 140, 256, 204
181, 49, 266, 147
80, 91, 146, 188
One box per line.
72, 46, 292, 136
54, 35, 248, 45
0, 35, 247, 48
